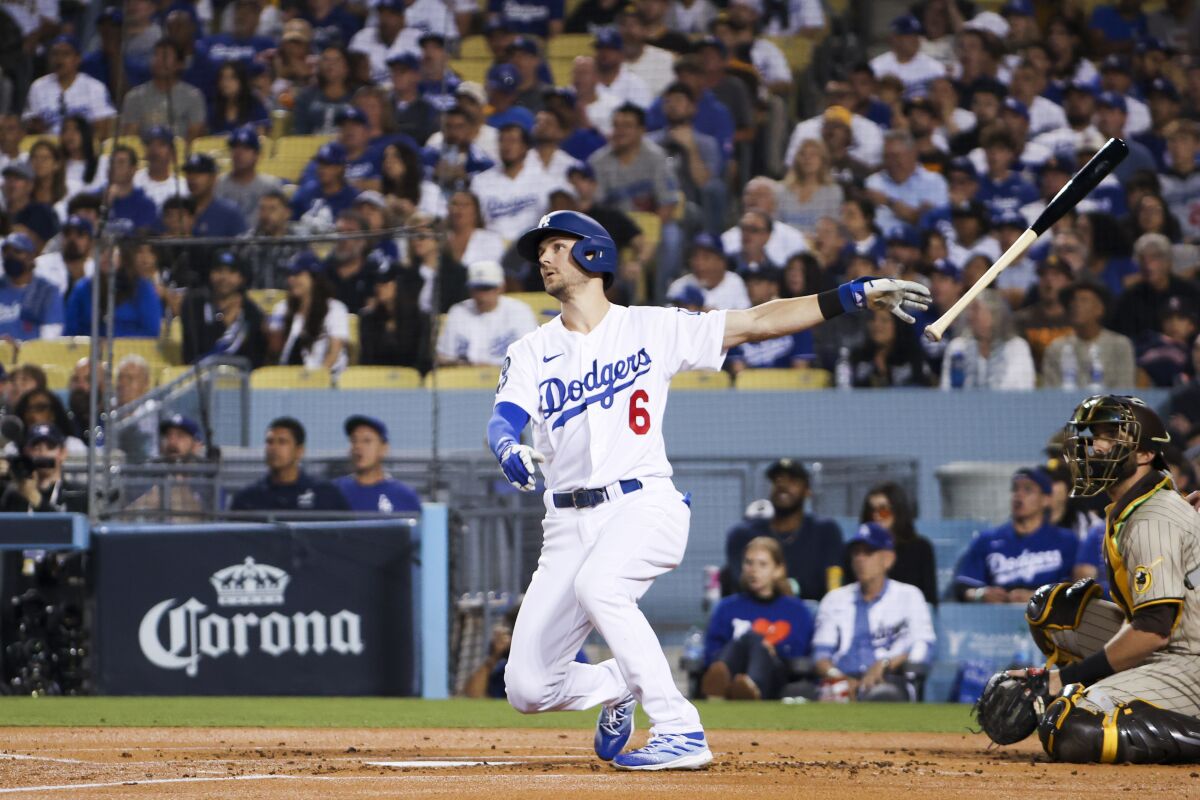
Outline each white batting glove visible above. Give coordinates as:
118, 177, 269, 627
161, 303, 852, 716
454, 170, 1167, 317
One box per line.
498, 443, 546, 492
857, 278, 932, 325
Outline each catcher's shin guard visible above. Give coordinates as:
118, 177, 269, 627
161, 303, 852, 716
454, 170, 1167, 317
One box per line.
1040, 686, 1200, 763
1026, 578, 1102, 665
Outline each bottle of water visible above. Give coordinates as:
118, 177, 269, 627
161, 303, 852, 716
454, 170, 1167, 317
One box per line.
949, 349, 966, 388
1060, 342, 1078, 391
835, 346, 852, 390
680, 626, 705, 675
1087, 342, 1104, 390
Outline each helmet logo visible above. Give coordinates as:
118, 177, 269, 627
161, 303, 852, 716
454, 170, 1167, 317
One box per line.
538, 214, 552, 228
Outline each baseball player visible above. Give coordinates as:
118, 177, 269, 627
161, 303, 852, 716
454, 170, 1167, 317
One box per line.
486, 210, 930, 770
996, 395, 1200, 763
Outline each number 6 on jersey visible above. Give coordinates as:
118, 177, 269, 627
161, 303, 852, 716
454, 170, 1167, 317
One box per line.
629, 390, 650, 435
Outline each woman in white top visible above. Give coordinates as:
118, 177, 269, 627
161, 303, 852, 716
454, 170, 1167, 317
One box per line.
940, 288, 1035, 390
268, 253, 350, 374
444, 190, 505, 267
777, 138, 845, 238
60, 114, 108, 200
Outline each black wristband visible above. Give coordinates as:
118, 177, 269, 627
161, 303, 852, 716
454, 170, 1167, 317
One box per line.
1058, 649, 1115, 687
817, 289, 844, 320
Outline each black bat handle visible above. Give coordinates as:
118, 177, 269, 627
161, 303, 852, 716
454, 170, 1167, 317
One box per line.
1031, 138, 1129, 236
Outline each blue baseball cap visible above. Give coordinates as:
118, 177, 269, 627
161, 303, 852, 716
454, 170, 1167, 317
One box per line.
693, 35, 725, 56
690, 232, 724, 256
1100, 54, 1130, 73
886, 224, 923, 248
946, 156, 979, 181
63, 214, 93, 236
1002, 97, 1030, 121
486, 63, 520, 93
543, 86, 577, 108
367, 249, 399, 282
345, 414, 388, 442
211, 249, 247, 278
227, 125, 260, 150
1146, 77, 1181, 102
98, 6, 123, 24
1135, 36, 1171, 55
1000, 0, 1033, 16
418, 31, 447, 47
508, 35, 539, 56
890, 14, 922, 35
2, 232, 34, 253
1013, 466, 1053, 494
286, 250, 322, 275
1064, 79, 1098, 98
483, 18, 511, 35
315, 141, 347, 165
183, 152, 217, 173
50, 34, 81, 54
846, 522, 894, 553
567, 161, 595, 180
593, 28, 623, 51
992, 208, 1027, 229
376, 0, 405, 11
334, 106, 368, 126
386, 51, 420, 70
667, 284, 705, 308
1041, 151, 1076, 174
931, 258, 962, 281
159, 414, 203, 442
142, 124, 174, 144
1096, 91, 1127, 113
26, 423, 64, 447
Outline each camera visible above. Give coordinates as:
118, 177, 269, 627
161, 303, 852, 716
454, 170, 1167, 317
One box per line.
0, 416, 55, 483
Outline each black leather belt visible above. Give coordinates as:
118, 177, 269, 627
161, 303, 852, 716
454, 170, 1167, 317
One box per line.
552, 479, 643, 509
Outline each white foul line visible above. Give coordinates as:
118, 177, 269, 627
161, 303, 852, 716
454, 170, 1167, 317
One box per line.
365, 760, 521, 768
0, 753, 88, 764
0, 775, 296, 794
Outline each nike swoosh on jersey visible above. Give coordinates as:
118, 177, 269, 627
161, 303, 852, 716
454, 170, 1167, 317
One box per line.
543, 353, 564, 362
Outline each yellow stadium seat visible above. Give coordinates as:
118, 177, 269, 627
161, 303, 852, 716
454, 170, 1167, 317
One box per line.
270, 134, 333, 161
671, 370, 731, 390
161, 317, 182, 366
111, 337, 165, 363
248, 288, 287, 314
449, 58, 489, 85
765, 36, 815, 72
547, 34, 591, 58
734, 368, 832, 390
20, 134, 59, 153
41, 364, 68, 391
427, 365, 499, 389
159, 365, 191, 385
628, 211, 661, 248
17, 337, 92, 373
338, 366, 422, 389
188, 134, 232, 158
347, 312, 360, 364
100, 136, 146, 161
548, 57, 579, 83
509, 291, 560, 323
250, 366, 333, 389
458, 35, 491, 59
259, 155, 303, 182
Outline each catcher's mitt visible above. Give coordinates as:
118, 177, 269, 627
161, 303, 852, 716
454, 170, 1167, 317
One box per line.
974, 668, 1053, 745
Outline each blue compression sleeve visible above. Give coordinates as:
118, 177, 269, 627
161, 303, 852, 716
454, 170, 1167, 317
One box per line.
488, 401, 531, 460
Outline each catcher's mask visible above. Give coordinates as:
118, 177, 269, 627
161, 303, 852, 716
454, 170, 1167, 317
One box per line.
1063, 395, 1170, 497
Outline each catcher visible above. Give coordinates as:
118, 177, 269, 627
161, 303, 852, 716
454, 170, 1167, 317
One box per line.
976, 395, 1200, 763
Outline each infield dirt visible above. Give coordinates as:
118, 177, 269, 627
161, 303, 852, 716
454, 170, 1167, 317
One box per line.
0, 727, 1194, 798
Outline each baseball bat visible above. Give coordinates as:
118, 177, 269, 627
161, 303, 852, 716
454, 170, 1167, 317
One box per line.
923, 137, 1129, 343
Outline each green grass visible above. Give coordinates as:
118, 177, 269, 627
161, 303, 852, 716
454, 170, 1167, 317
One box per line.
0, 697, 975, 733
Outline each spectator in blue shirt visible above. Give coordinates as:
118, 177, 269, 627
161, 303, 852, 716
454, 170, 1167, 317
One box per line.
488, 0, 564, 39
82, 7, 150, 100
333, 415, 422, 514
701, 536, 814, 700
1088, 0, 1148, 56
64, 243, 162, 337
1074, 521, 1110, 598
952, 467, 1079, 603
291, 142, 361, 229
1095, 91, 1161, 185
726, 267, 815, 375
230, 417, 351, 513
484, 63, 535, 132
978, 128, 1039, 218
183, 154, 247, 238
646, 55, 735, 168
864, 130, 948, 237
105, 145, 162, 234
304, 0, 364, 49
0, 233, 63, 341
299, 107, 382, 191
544, 86, 605, 163
198, 0, 275, 69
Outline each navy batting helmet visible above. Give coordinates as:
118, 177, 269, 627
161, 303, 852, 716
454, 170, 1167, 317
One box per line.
515, 211, 618, 287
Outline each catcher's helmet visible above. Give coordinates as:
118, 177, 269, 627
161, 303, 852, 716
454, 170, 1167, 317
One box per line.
1062, 395, 1170, 497
515, 211, 618, 287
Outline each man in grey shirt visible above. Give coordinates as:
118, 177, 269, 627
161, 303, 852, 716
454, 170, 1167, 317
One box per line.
120, 40, 206, 141
215, 126, 282, 219
589, 102, 683, 300
1041, 281, 1136, 389
236, 189, 302, 289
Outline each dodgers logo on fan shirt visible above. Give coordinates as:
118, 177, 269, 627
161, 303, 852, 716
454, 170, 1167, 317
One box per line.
540, 349, 652, 430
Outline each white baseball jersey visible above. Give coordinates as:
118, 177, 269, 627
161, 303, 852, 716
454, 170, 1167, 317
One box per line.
495, 304, 728, 492
471, 163, 558, 243
811, 579, 936, 666
437, 295, 538, 366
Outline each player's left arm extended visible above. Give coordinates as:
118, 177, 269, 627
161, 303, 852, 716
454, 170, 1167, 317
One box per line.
722, 277, 931, 350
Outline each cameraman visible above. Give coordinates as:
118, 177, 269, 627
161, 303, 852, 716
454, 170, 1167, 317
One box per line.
0, 424, 86, 513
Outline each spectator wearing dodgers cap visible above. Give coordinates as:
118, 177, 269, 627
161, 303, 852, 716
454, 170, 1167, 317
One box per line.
868, 15, 947, 98
334, 415, 422, 514
1094, 91, 1160, 185
436, 260, 536, 367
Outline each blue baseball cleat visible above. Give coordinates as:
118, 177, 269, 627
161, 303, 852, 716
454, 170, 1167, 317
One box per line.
594, 695, 636, 761
611, 731, 713, 771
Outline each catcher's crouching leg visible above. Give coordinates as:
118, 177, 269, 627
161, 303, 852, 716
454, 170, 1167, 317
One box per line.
1026, 578, 1119, 665
1039, 685, 1200, 764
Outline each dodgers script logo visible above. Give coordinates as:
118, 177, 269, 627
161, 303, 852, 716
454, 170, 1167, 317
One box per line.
540, 349, 652, 430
